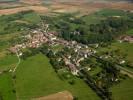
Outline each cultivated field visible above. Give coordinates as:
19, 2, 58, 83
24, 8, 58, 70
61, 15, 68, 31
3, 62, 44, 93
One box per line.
0, 6, 49, 15
0, 1, 132, 15
111, 78, 133, 100
111, 42, 133, 63
19, 0, 42, 5
0, 73, 16, 100
34, 91, 73, 100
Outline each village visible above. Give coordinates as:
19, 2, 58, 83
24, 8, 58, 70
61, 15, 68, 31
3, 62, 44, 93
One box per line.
9, 22, 98, 75
9, 21, 133, 77
7, 21, 133, 100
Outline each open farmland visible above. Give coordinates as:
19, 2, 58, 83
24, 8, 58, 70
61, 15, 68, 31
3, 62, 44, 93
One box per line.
0, 73, 16, 100
19, 0, 42, 5
0, 55, 17, 72
0, 6, 49, 15
111, 78, 133, 100
15, 54, 100, 100
0, 1, 132, 16
0, 1, 133, 100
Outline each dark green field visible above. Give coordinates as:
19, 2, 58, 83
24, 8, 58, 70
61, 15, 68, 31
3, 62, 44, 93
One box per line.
111, 78, 133, 100
0, 73, 16, 100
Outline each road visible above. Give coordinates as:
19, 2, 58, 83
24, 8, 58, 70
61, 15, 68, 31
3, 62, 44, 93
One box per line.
13, 52, 21, 73
116, 64, 133, 78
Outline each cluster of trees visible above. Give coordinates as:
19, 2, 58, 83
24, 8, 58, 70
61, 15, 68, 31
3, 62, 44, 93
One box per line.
79, 55, 121, 100
40, 46, 69, 71
80, 57, 100, 69
60, 17, 133, 44
80, 69, 112, 100
21, 48, 40, 60
49, 13, 133, 44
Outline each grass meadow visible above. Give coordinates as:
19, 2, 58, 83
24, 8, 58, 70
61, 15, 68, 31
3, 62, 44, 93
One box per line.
0, 73, 16, 100
111, 78, 133, 100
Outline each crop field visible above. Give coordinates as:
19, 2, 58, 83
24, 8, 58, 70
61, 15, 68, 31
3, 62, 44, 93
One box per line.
0, 73, 16, 100
0, 0, 17, 2
0, 0, 132, 16
127, 29, 133, 35
81, 8, 131, 26
0, 55, 17, 71
19, 0, 42, 5
111, 78, 133, 100
15, 54, 100, 100
22, 12, 41, 24
0, 6, 49, 15
95, 9, 129, 17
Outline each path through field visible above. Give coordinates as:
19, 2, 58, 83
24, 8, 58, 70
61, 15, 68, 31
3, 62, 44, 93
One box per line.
13, 52, 21, 73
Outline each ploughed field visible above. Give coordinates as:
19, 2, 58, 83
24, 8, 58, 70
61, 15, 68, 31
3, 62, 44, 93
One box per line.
0, 0, 133, 15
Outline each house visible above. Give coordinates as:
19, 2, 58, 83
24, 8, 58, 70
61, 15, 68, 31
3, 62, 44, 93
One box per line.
64, 58, 78, 75
51, 37, 57, 41
120, 60, 125, 64
120, 36, 133, 43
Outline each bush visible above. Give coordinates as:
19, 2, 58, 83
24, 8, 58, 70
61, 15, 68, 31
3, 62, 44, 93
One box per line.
68, 79, 75, 85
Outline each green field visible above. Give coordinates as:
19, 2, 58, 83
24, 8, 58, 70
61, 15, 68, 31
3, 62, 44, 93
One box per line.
22, 12, 41, 24
15, 54, 100, 100
98, 42, 133, 63
127, 29, 133, 35
95, 9, 128, 17
111, 42, 133, 62
82, 9, 129, 25
82, 13, 104, 25
0, 55, 18, 71
0, 73, 16, 100
111, 78, 133, 100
